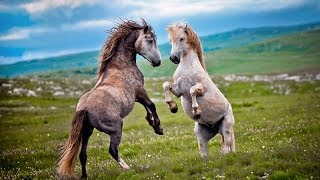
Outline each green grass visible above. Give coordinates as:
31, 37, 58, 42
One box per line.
1, 77, 320, 179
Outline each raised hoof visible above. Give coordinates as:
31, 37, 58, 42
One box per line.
170, 106, 178, 113
166, 100, 178, 113
194, 114, 201, 119
192, 108, 202, 119
154, 126, 164, 135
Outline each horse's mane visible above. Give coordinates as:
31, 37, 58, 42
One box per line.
168, 22, 205, 70
97, 19, 155, 80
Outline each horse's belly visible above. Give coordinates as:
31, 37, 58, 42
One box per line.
181, 94, 227, 124
85, 87, 136, 119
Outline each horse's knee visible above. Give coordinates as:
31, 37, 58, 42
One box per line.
190, 83, 204, 96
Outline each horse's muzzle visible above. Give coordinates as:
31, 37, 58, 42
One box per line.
169, 55, 180, 64
151, 60, 161, 67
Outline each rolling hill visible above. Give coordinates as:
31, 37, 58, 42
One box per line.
158, 22, 320, 55
137, 29, 320, 77
0, 22, 319, 78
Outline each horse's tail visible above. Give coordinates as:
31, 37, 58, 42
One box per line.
57, 110, 87, 178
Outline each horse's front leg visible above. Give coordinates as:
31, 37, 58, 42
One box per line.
137, 90, 163, 135
162, 81, 182, 113
190, 83, 204, 119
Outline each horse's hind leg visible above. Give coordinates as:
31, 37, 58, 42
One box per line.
98, 116, 130, 170
190, 83, 204, 119
100, 118, 130, 170
109, 130, 130, 170
194, 123, 218, 159
79, 123, 94, 178
219, 105, 236, 154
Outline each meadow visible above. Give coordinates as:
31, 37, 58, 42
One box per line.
1, 74, 319, 179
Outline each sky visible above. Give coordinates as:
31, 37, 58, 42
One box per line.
0, 0, 320, 64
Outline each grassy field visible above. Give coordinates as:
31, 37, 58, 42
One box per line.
1, 76, 320, 179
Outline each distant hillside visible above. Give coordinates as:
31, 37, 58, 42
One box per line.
0, 51, 99, 78
0, 22, 319, 78
140, 29, 320, 77
30, 29, 320, 78
159, 22, 320, 56
204, 29, 320, 75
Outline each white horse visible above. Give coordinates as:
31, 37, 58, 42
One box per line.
163, 22, 235, 159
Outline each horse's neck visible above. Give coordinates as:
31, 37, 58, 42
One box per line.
94, 35, 139, 89
111, 47, 137, 67
175, 50, 204, 77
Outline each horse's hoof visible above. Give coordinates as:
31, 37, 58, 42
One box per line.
154, 126, 164, 135
192, 108, 202, 119
81, 174, 88, 179
167, 100, 178, 113
122, 166, 131, 171
170, 106, 178, 113
194, 114, 201, 119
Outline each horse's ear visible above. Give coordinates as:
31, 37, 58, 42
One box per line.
185, 27, 189, 35
144, 25, 149, 34
184, 24, 189, 35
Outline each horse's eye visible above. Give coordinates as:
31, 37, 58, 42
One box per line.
180, 38, 184, 42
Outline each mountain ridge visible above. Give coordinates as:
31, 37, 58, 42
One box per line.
1, 21, 320, 78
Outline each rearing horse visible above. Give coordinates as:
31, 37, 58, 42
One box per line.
163, 22, 235, 159
58, 19, 163, 178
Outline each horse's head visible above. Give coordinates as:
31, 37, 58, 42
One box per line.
167, 22, 205, 69
135, 21, 162, 67
167, 23, 190, 64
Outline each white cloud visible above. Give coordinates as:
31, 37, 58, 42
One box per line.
62, 19, 113, 30
119, 0, 305, 18
21, 48, 97, 60
21, 0, 96, 14
0, 56, 20, 65
0, 18, 112, 41
0, 4, 9, 11
0, 29, 29, 41
0, 27, 52, 41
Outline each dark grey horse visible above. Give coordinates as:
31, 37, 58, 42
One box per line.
57, 19, 163, 178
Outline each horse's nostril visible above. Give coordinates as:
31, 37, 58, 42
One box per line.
154, 61, 161, 67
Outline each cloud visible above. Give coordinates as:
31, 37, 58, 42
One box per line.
21, 48, 97, 60
0, 29, 29, 41
119, 0, 306, 18
0, 27, 52, 41
62, 19, 113, 30
20, 0, 96, 14
0, 18, 112, 41
0, 56, 20, 65
0, 4, 9, 11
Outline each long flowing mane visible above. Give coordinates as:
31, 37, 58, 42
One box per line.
168, 22, 205, 69
97, 19, 155, 80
